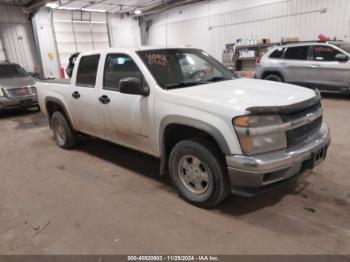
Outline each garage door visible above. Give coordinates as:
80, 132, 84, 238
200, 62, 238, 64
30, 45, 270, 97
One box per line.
53, 10, 110, 76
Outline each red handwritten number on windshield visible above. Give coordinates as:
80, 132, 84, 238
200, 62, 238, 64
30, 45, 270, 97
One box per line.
146, 53, 168, 66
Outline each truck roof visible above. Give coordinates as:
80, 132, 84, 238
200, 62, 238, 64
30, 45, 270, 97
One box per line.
77, 45, 197, 56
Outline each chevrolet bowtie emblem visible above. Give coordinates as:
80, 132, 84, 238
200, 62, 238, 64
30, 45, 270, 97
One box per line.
306, 113, 315, 123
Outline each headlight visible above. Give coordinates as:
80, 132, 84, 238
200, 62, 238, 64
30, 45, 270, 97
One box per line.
0, 88, 3, 97
233, 115, 287, 155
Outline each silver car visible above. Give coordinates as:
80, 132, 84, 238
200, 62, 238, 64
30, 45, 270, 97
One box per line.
0, 62, 38, 111
256, 41, 350, 94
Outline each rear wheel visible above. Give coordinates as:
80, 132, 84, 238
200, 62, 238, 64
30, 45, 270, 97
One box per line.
51, 111, 78, 149
169, 139, 229, 208
264, 74, 283, 82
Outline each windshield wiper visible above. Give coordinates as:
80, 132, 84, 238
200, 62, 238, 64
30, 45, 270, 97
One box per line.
165, 81, 207, 89
205, 76, 233, 82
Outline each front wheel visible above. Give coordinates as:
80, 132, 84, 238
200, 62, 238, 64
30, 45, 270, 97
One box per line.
169, 139, 229, 208
264, 74, 283, 82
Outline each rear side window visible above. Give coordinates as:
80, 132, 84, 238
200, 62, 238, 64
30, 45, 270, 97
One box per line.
284, 46, 309, 60
313, 45, 345, 61
76, 55, 100, 87
269, 48, 285, 59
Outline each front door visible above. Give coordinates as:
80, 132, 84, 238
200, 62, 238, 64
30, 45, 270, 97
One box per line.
97, 53, 156, 155
69, 54, 102, 136
308, 45, 350, 92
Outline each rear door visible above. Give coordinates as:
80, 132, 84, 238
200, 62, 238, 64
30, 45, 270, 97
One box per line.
69, 54, 103, 136
96, 53, 156, 155
282, 45, 312, 86
308, 45, 350, 92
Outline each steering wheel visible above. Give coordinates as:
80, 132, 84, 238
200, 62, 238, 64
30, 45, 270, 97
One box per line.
189, 69, 209, 80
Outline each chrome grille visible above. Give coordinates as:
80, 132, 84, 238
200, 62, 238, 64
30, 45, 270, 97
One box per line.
281, 102, 323, 148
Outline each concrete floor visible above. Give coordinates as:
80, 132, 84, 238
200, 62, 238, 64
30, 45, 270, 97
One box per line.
0, 96, 350, 255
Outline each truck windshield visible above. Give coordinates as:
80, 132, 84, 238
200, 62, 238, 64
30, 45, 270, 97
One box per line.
137, 49, 236, 89
0, 64, 28, 79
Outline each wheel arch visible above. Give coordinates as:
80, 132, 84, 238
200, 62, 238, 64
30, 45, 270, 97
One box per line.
45, 97, 75, 130
262, 70, 285, 81
159, 116, 231, 176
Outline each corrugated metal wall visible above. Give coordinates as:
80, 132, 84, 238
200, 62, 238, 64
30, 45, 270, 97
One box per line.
148, 0, 350, 60
108, 14, 141, 48
0, 4, 39, 72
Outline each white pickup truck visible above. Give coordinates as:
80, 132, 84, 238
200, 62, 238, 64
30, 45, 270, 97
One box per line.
36, 47, 330, 207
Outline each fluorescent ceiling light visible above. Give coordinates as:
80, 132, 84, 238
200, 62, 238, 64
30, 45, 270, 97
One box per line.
82, 8, 107, 12
57, 6, 107, 12
46, 2, 59, 8
57, 6, 79, 10
134, 9, 142, 15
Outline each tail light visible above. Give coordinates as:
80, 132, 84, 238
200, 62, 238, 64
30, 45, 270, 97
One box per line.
256, 57, 261, 65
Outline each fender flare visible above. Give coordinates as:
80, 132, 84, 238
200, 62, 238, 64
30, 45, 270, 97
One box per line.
158, 115, 231, 175
44, 96, 75, 130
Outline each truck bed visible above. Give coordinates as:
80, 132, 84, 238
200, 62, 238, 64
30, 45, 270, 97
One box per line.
37, 79, 70, 85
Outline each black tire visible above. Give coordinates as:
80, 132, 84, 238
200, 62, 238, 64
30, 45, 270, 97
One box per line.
264, 74, 283, 82
169, 139, 230, 208
51, 111, 78, 149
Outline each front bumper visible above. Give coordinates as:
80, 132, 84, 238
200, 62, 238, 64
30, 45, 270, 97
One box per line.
0, 96, 38, 111
226, 123, 330, 196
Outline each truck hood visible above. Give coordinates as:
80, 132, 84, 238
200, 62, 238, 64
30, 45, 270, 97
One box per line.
0, 77, 35, 89
166, 78, 317, 114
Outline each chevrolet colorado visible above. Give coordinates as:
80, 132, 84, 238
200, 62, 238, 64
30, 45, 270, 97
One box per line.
36, 47, 330, 207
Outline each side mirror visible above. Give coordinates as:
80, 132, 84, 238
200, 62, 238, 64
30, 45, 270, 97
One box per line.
335, 54, 348, 62
119, 77, 150, 96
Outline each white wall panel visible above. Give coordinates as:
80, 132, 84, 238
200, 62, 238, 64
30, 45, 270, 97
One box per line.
0, 35, 6, 61
32, 8, 61, 78
0, 4, 38, 72
147, 0, 350, 60
108, 14, 141, 48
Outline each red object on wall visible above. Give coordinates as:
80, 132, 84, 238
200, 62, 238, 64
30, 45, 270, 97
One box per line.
59, 67, 65, 79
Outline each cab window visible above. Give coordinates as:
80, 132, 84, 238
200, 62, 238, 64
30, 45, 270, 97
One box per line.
103, 54, 143, 91
76, 55, 100, 87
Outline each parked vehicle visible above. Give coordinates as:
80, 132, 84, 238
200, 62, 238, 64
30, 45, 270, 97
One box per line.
36, 47, 330, 207
0, 62, 38, 111
256, 41, 350, 94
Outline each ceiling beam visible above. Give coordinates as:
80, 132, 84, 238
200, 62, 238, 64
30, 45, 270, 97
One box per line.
127, 0, 206, 17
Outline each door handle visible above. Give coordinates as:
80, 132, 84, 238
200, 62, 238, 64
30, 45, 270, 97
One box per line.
72, 91, 80, 99
311, 64, 321, 68
99, 95, 110, 104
